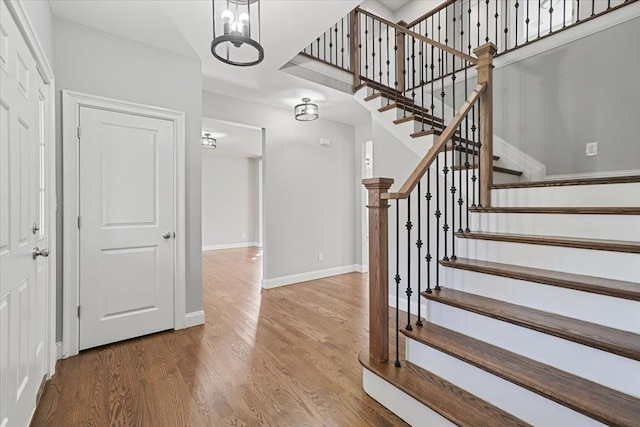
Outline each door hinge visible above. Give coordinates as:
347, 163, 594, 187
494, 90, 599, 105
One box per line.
77, 306, 80, 317
77, 126, 81, 140
77, 216, 81, 229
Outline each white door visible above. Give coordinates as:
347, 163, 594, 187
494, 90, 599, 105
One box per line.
78, 107, 175, 351
0, 1, 49, 425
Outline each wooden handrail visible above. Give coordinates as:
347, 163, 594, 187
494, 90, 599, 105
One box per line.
355, 7, 478, 65
383, 82, 487, 200
406, 0, 457, 28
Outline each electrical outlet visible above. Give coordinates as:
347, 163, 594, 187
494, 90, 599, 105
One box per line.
318, 252, 324, 261
585, 142, 598, 157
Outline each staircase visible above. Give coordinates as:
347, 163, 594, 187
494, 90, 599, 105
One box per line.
296, 2, 640, 425
361, 176, 640, 426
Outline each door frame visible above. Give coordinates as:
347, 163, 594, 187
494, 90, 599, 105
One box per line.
62, 91, 186, 357
4, 0, 57, 376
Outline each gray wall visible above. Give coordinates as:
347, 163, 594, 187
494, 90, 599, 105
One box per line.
202, 91, 356, 280
441, 16, 640, 176
492, 16, 640, 176
53, 17, 203, 340
202, 155, 259, 247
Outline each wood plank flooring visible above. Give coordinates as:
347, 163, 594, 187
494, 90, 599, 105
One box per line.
31, 248, 407, 426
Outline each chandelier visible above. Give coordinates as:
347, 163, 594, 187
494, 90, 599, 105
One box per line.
294, 98, 319, 122
201, 133, 217, 149
211, 0, 264, 67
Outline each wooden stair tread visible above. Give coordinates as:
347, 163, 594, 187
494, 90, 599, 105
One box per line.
358, 349, 530, 427
440, 257, 640, 301
455, 231, 640, 254
363, 92, 382, 102
491, 175, 640, 189
402, 323, 640, 427
452, 164, 523, 176
409, 129, 438, 138
420, 288, 640, 361
469, 206, 640, 215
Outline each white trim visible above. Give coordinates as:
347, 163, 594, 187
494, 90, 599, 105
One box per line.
184, 310, 205, 328
356, 264, 369, 273
202, 242, 260, 251
262, 265, 360, 289
4, 0, 58, 381
62, 91, 187, 357
55, 342, 63, 360
543, 168, 640, 181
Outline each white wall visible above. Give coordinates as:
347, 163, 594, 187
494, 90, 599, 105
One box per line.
22, 0, 54, 65
395, 0, 444, 25
202, 155, 259, 248
53, 17, 203, 340
202, 91, 356, 282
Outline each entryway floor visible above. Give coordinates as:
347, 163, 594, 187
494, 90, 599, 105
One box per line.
31, 247, 407, 426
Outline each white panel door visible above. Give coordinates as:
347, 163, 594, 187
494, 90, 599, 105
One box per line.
78, 107, 175, 351
0, 1, 41, 426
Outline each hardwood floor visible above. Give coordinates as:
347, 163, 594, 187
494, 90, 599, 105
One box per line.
31, 248, 407, 426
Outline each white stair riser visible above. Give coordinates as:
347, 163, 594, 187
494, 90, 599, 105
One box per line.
443, 268, 640, 334
426, 301, 640, 397
457, 239, 640, 283
470, 212, 640, 241
406, 339, 605, 427
362, 368, 455, 427
492, 183, 640, 207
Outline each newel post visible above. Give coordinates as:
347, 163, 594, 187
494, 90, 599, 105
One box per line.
363, 177, 394, 363
350, 9, 361, 92
473, 42, 497, 208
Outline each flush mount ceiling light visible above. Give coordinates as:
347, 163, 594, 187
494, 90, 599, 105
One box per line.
294, 98, 319, 122
201, 133, 217, 149
211, 0, 264, 67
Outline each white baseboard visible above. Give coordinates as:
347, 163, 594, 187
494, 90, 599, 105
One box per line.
202, 242, 259, 251
356, 264, 369, 273
56, 342, 63, 360
184, 310, 205, 328
543, 168, 640, 181
262, 264, 360, 289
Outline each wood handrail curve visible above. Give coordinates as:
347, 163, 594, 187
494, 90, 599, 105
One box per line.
354, 7, 478, 65
382, 82, 487, 200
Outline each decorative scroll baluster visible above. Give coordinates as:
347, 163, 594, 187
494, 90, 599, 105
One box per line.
538, 0, 541, 38
425, 171, 433, 293
365, 16, 369, 82
405, 196, 413, 331
503, 0, 509, 50
515, 1, 520, 47
549, 1, 554, 34
379, 21, 383, 88
395, 200, 402, 366
435, 150, 442, 290
526, 0, 530, 43
416, 181, 424, 327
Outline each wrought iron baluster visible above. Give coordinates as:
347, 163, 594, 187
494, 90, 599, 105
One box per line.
425, 170, 433, 294
515, 1, 520, 47
504, 0, 509, 50
563, 0, 567, 29
485, 0, 490, 43
549, 0, 554, 34
394, 201, 401, 367
577, 0, 581, 23
341, 17, 345, 68
416, 181, 424, 327
592, 0, 596, 17
365, 16, 369, 82
526, 0, 530, 43
538, 0, 541, 38
386, 24, 390, 92
334, 24, 339, 65
494, 0, 499, 49
477, 99, 483, 207
471, 104, 477, 209
435, 152, 442, 290
406, 196, 413, 331
379, 21, 383, 87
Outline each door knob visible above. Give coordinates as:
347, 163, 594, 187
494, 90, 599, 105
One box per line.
162, 232, 172, 239
33, 247, 50, 259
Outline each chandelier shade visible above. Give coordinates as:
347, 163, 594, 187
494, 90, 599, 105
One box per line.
294, 98, 319, 122
211, 0, 264, 67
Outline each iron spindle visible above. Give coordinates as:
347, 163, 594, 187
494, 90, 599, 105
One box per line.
371, 20, 376, 89
526, 0, 530, 43
329, 25, 333, 64
435, 154, 442, 290
443, 137, 449, 262
494, 0, 499, 49
379, 21, 383, 87
549, 1, 554, 34
406, 196, 413, 331
563, 0, 567, 29
416, 181, 424, 327
341, 18, 345, 68
471, 106, 477, 208
394, 201, 401, 367
334, 24, 339, 65
485, 0, 490, 43
538, 0, 541, 38
365, 17, 369, 82
504, 0, 508, 50
477, 99, 482, 207
515, 1, 520, 47
577, 0, 580, 22
425, 170, 433, 294
592, 0, 596, 16
387, 25, 390, 92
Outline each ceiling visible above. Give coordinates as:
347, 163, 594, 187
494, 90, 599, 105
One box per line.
49, 0, 371, 126
201, 118, 262, 158
378, 0, 412, 11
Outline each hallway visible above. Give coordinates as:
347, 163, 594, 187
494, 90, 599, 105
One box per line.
31, 248, 406, 426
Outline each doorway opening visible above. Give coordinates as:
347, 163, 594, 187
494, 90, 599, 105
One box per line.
201, 118, 265, 285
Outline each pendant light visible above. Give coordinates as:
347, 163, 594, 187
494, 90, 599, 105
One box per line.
211, 0, 264, 67
201, 133, 217, 149
294, 98, 319, 122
